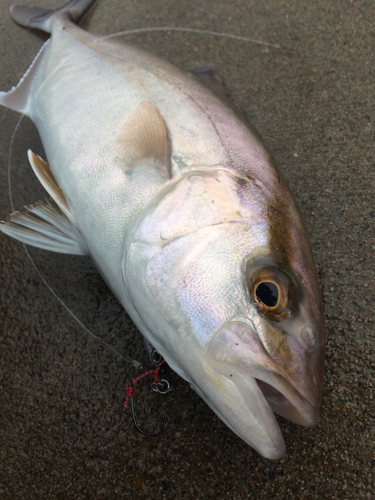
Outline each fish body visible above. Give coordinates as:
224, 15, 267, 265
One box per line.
0, 0, 325, 459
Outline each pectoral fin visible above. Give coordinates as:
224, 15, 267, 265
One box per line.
0, 199, 87, 255
118, 101, 171, 178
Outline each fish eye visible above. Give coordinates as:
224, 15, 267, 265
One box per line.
255, 281, 279, 308
250, 267, 293, 321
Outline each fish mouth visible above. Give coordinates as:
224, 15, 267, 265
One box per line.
256, 378, 295, 418
253, 372, 319, 427
201, 318, 322, 458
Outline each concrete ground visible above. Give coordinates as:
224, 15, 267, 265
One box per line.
0, 0, 374, 498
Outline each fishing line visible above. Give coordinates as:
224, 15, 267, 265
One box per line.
8, 114, 141, 370
101, 25, 358, 64
98, 27, 281, 49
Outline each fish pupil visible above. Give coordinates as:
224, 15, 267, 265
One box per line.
256, 282, 278, 307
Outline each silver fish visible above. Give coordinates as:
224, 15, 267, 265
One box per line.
0, 0, 325, 459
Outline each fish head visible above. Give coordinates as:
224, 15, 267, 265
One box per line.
125, 167, 325, 459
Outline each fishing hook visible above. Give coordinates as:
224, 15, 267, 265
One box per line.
124, 360, 170, 436
127, 382, 168, 436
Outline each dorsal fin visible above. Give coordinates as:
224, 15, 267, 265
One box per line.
117, 101, 171, 176
188, 66, 230, 100
27, 150, 74, 222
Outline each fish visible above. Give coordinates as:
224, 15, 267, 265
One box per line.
0, 0, 325, 459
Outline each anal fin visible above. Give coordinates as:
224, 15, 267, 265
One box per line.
0, 199, 87, 255
0, 42, 48, 115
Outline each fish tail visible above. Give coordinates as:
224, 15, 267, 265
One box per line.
0, 0, 96, 114
10, 0, 96, 33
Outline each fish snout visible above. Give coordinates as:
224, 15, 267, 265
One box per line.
254, 316, 325, 423
206, 318, 324, 429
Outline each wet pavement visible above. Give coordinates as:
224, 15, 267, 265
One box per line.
0, 0, 374, 498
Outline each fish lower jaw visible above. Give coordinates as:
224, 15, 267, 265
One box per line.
190, 370, 286, 460
230, 368, 318, 457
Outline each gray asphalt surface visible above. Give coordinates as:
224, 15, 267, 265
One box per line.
0, 0, 374, 498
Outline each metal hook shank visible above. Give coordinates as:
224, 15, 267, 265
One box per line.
129, 394, 167, 437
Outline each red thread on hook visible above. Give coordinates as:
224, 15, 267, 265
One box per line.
124, 360, 165, 407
